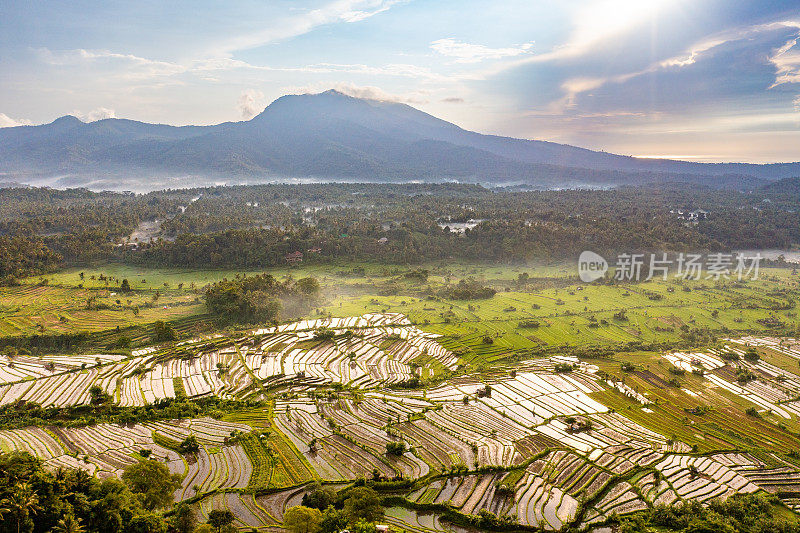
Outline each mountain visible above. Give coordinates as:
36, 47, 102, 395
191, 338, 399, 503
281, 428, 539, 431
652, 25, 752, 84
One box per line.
1, 89, 798, 191
760, 177, 800, 196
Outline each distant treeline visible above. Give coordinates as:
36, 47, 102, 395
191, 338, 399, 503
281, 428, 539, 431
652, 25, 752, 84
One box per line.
1, 180, 800, 278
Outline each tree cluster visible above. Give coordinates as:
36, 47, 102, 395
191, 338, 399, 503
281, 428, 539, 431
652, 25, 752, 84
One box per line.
204, 273, 320, 324
617, 493, 799, 533
288, 485, 384, 533
0, 451, 181, 533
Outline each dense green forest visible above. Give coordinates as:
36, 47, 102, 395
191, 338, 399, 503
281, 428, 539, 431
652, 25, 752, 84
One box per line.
1, 180, 799, 279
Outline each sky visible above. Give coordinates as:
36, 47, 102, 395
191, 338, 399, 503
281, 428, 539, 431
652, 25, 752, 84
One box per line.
1, 0, 799, 163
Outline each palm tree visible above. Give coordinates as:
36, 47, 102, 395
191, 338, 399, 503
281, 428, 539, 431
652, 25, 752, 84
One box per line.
51, 514, 85, 533
3, 482, 40, 533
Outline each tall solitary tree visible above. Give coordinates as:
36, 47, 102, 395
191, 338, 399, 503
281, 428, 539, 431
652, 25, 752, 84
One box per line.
207, 509, 235, 533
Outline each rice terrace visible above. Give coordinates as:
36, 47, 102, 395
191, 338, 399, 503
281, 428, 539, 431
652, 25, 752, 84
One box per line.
4, 2, 800, 532
2, 249, 800, 532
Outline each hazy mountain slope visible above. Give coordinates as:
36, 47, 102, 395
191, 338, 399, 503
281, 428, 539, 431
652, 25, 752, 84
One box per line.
1, 89, 797, 189
760, 177, 800, 195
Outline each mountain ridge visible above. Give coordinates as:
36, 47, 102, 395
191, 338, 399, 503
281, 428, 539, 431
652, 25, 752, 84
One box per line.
1, 89, 798, 191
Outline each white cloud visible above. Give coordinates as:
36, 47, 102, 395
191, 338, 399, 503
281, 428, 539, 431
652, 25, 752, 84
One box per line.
68, 108, 116, 122
0, 113, 33, 128
430, 38, 534, 63
340, 0, 403, 22
36, 48, 186, 80
767, 22, 800, 88
564, 0, 671, 56
192, 57, 253, 71
302, 62, 449, 80
772, 46, 800, 86
192, 57, 455, 82
492, 0, 673, 70
285, 82, 429, 104
540, 19, 800, 117
653, 20, 800, 89
659, 39, 728, 68
333, 82, 429, 104
84, 107, 116, 121
214, 0, 403, 54
549, 77, 607, 112
237, 89, 266, 119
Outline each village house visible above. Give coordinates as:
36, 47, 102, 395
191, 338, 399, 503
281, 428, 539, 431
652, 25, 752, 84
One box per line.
285, 251, 303, 264
671, 208, 708, 221
687, 209, 708, 220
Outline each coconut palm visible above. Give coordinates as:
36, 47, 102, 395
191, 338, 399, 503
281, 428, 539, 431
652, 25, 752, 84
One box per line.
51, 514, 85, 533
2, 482, 40, 533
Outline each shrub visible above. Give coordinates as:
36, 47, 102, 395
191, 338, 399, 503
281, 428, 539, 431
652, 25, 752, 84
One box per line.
121, 460, 182, 510
108, 336, 132, 350
438, 279, 496, 300
314, 328, 336, 341
385, 441, 406, 456
403, 269, 429, 282
744, 349, 760, 362
178, 435, 200, 455
301, 482, 337, 511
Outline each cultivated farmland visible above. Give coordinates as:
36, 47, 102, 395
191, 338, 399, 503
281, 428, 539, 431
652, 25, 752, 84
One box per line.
4, 310, 800, 530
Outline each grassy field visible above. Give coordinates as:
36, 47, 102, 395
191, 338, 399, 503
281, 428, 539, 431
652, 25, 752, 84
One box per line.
5, 263, 799, 354
317, 267, 800, 366
0, 283, 205, 337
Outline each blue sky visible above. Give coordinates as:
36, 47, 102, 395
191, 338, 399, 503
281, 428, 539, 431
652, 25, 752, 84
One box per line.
1, 0, 799, 162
